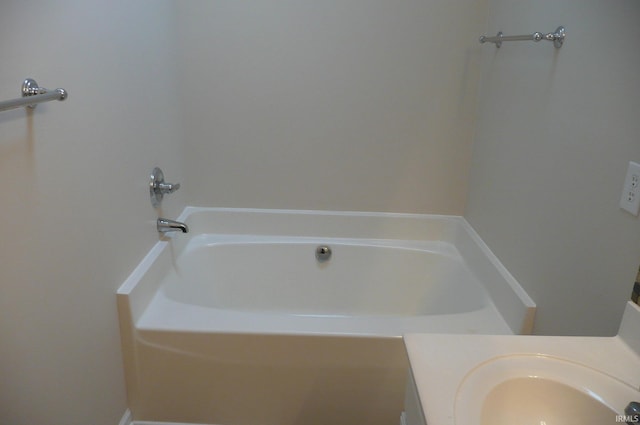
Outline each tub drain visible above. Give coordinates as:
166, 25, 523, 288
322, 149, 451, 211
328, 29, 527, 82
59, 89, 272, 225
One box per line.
315, 245, 332, 262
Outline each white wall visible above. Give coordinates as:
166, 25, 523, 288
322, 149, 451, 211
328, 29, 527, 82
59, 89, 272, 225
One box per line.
466, 0, 640, 336
176, 0, 487, 214
0, 2, 184, 424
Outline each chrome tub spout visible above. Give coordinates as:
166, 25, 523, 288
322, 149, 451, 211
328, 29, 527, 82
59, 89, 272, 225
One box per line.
157, 218, 189, 234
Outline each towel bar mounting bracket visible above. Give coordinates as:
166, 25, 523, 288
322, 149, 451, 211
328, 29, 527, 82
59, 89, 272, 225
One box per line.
21, 78, 67, 108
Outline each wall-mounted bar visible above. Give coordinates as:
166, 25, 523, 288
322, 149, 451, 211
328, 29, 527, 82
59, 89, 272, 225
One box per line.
479, 26, 565, 48
0, 78, 68, 113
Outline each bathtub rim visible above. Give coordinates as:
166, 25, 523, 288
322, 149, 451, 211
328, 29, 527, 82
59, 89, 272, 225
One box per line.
118, 206, 535, 335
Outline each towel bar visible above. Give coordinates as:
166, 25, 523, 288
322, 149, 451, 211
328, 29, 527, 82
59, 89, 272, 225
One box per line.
479, 26, 565, 48
0, 78, 67, 113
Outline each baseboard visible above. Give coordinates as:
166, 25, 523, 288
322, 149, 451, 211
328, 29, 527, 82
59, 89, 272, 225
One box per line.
119, 407, 221, 425
118, 409, 132, 425
133, 422, 217, 425
399, 411, 408, 425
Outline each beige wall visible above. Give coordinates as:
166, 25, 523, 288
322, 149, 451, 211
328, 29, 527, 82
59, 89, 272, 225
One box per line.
176, 0, 487, 214
0, 2, 184, 424
466, 0, 640, 336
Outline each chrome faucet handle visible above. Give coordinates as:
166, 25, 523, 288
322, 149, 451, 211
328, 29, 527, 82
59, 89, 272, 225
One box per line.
150, 167, 180, 208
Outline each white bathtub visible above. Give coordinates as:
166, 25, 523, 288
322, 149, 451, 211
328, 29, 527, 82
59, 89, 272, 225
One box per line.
117, 207, 535, 425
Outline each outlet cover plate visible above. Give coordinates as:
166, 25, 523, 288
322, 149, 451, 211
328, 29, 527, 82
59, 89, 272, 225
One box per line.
620, 161, 640, 216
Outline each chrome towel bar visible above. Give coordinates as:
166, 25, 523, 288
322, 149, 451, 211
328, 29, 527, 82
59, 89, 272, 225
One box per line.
479, 26, 565, 48
0, 78, 68, 113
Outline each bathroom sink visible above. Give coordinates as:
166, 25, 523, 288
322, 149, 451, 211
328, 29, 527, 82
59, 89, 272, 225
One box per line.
479, 377, 616, 424
455, 354, 638, 425
403, 302, 640, 425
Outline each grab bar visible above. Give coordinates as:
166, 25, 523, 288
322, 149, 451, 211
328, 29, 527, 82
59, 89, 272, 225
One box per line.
479, 26, 565, 48
0, 78, 68, 112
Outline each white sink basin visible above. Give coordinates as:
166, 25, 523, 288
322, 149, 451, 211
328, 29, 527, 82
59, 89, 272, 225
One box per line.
403, 301, 640, 425
456, 354, 638, 425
